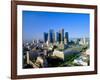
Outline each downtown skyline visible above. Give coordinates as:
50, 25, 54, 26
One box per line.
22, 11, 90, 41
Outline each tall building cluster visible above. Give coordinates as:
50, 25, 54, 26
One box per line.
44, 28, 69, 44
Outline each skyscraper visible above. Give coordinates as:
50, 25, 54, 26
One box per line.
44, 28, 68, 44
44, 32, 48, 43
56, 32, 59, 42
48, 29, 55, 43
60, 29, 64, 44
56, 32, 61, 43
65, 32, 69, 44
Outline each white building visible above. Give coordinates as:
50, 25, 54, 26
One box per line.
52, 50, 64, 60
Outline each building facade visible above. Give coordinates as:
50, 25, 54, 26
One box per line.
44, 32, 48, 43
65, 32, 69, 44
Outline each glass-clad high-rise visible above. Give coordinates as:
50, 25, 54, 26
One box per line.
48, 29, 55, 43
44, 32, 48, 43
65, 32, 69, 44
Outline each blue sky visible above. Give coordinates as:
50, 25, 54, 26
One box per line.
22, 11, 90, 41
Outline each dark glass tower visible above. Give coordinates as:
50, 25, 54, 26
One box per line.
48, 29, 55, 43
44, 32, 48, 43
56, 32, 59, 42
65, 32, 69, 44
56, 32, 61, 43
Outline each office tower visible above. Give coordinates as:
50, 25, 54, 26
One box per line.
59, 32, 61, 43
52, 30, 55, 43
56, 32, 59, 42
44, 32, 48, 43
56, 32, 61, 43
65, 32, 69, 44
48, 29, 55, 43
60, 29, 64, 44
